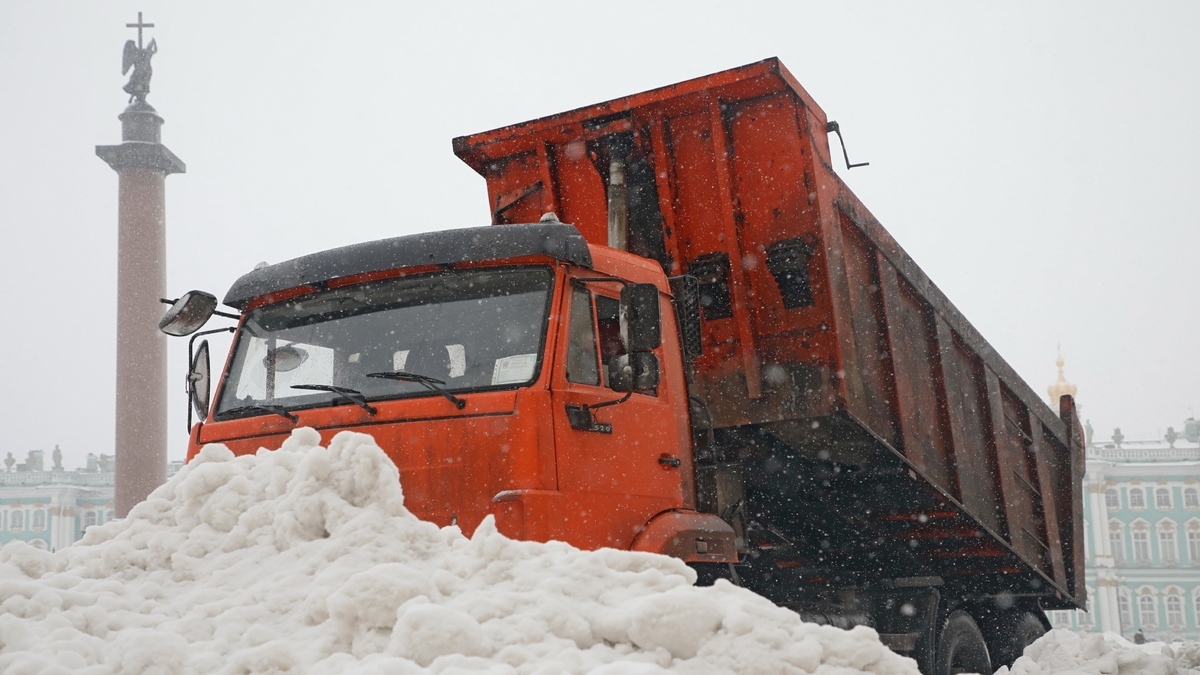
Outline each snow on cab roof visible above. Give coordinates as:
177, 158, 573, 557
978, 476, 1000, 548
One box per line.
223, 223, 593, 310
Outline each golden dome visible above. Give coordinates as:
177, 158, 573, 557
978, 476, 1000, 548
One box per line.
1048, 344, 1077, 405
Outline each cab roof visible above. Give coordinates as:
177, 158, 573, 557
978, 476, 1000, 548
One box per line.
223, 222, 592, 310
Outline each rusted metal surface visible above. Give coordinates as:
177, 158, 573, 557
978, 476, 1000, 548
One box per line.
454, 57, 1085, 606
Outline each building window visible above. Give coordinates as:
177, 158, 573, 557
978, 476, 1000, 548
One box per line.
1130, 488, 1146, 510
1185, 488, 1199, 509
1111, 527, 1126, 563
1133, 531, 1150, 563
1119, 593, 1133, 628
31, 510, 45, 531
1167, 594, 1184, 626
1157, 488, 1172, 509
1106, 488, 1120, 509
1189, 530, 1200, 562
84, 511, 97, 528
107, 511, 114, 522
1139, 593, 1157, 627
10, 510, 23, 531
1160, 526, 1178, 563
1079, 611, 1094, 631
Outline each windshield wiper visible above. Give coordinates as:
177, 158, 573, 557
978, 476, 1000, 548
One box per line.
223, 404, 298, 423
290, 384, 378, 415
366, 371, 467, 410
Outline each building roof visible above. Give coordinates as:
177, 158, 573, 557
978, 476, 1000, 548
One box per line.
1088, 439, 1200, 465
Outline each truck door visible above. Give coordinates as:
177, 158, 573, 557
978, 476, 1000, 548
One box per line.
550, 281, 686, 550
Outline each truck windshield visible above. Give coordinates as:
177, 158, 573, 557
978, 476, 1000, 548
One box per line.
214, 267, 553, 419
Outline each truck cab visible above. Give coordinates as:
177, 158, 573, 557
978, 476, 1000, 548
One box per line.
171, 221, 737, 562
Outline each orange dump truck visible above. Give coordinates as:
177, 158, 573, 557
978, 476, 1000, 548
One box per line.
163, 58, 1084, 675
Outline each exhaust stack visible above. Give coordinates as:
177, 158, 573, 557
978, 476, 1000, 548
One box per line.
606, 155, 629, 251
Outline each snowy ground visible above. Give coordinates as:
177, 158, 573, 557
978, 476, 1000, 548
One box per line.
1, 429, 1197, 675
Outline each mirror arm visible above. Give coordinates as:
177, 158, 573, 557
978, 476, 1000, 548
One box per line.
565, 392, 632, 434
587, 390, 633, 410
161, 297, 240, 321
188, 326, 235, 357
186, 326, 235, 432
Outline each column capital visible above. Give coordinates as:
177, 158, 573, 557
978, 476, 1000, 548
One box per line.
96, 141, 186, 174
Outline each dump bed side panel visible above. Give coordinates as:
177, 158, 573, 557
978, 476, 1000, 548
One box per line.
454, 57, 1084, 605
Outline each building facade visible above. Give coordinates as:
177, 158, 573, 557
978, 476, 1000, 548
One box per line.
1, 448, 183, 551
1048, 424, 1200, 641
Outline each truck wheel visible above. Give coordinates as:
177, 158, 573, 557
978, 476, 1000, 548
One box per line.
936, 611, 992, 675
989, 611, 1047, 668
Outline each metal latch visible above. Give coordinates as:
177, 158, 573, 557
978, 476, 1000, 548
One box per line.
826, 121, 869, 170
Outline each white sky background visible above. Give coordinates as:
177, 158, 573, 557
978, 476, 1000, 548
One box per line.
0, 2, 1196, 468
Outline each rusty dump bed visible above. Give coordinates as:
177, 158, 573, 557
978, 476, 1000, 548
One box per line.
454, 58, 1085, 608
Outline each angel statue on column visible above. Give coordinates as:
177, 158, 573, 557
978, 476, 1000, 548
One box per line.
122, 38, 157, 104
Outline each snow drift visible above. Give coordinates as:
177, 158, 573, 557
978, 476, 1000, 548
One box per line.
0, 429, 921, 674
1000, 629, 1200, 675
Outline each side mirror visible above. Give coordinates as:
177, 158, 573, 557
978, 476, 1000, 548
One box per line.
160, 291, 218, 337
620, 283, 661, 352
607, 351, 660, 392
188, 339, 212, 422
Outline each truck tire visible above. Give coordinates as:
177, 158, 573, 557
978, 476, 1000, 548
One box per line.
688, 562, 740, 587
988, 611, 1047, 668
936, 611, 992, 675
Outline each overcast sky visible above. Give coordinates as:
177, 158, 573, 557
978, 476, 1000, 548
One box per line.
1, 2, 1196, 468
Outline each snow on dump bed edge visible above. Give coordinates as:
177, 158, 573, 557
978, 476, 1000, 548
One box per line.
0, 428, 920, 675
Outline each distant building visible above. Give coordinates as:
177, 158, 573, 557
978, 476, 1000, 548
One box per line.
1043, 357, 1200, 640
0, 447, 183, 551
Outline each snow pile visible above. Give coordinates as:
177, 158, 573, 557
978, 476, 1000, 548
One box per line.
1002, 630, 1200, 675
0, 429, 920, 675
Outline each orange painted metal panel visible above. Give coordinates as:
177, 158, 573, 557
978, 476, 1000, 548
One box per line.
194, 389, 547, 536
548, 141, 607, 243
1031, 423, 1069, 589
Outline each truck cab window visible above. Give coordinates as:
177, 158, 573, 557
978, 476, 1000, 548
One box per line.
566, 287, 600, 385
215, 267, 553, 418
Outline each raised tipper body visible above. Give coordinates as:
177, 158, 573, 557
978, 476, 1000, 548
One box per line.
455, 57, 1085, 672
